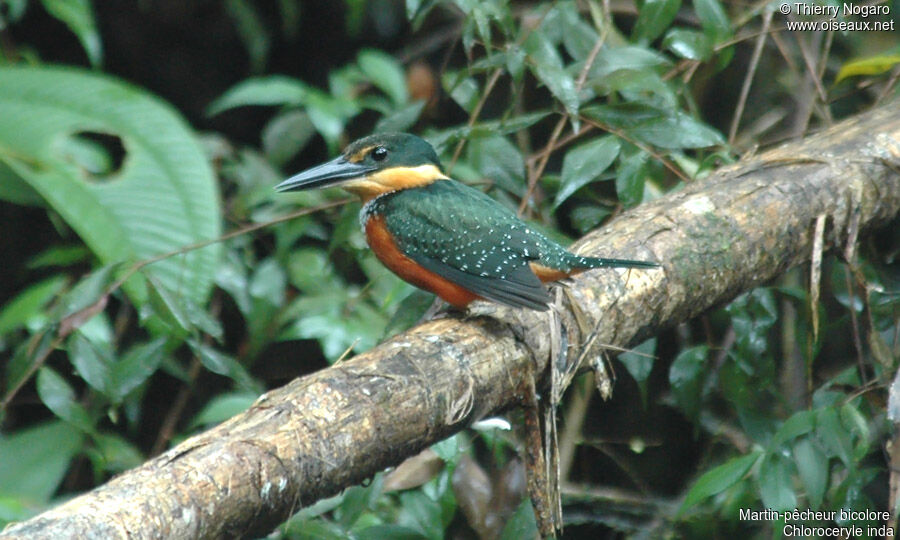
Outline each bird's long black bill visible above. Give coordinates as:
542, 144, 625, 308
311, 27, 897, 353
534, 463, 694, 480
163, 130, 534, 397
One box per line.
591, 257, 661, 269
275, 156, 377, 192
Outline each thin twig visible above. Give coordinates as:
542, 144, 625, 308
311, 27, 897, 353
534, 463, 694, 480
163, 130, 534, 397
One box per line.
0, 332, 64, 411
518, 30, 608, 215
583, 117, 691, 183
103, 199, 351, 301
447, 67, 504, 171
729, 10, 772, 144
447, 5, 553, 172
151, 356, 204, 456
844, 266, 867, 384
525, 124, 594, 168
0, 199, 350, 412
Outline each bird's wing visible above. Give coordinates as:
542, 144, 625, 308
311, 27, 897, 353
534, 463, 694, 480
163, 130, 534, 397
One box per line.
382, 181, 553, 310
414, 255, 551, 310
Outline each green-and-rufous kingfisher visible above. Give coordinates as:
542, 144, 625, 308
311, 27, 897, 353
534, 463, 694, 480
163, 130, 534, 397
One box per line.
276, 133, 659, 311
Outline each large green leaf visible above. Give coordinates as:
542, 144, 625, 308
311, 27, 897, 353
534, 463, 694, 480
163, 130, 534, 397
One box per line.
358, 49, 409, 105
632, 0, 681, 43
0, 420, 84, 504
554, 135, 620, 208
0, 275, 67, 335
794, 438, 827, 509
680, 450, 762, 512
757, 454, 797, 510
0, 66, 221, 307
40, 0, 102, 67
206, 75, 309, 116
36, 367, 95, 432
523, 28, 580, 120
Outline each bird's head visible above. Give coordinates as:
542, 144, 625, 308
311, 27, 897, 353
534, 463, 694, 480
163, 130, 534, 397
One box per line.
275, 132, 447, 201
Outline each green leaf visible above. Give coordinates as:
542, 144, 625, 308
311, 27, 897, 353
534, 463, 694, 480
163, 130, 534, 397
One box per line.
0, 0, 27, 25
597, 69, 677, 107
618, 338, 656, 407
406, 0, 441, 29
262, 110, 316, 167
794, 438, 827, 509
770, 410, 816, 448
189, 392, 258, 429
554, 1, 600, 60
36, 367, 94, 432
693, 0, 732, 42
835, 54, 900, 83
336, 476, 383, 528
384, 289, 433, 338
69, 331, 114, 396
145, 278, 193, 336
397, 490, 444, 540
841, 402, 871, 459
54, 264, 117, 323
0, 160, 44, 206
758, 454, 797, 510
27, 245, 91, 269
0, 420, 84, 503
669, 346, 707, 422
505, 47, 526, 82
284, 518, 351, 540
583, 103, 664, 129
816, 407, 852, 466
554, 136, 620, 208
523, 28, 580, 119
357, 525, 429, 540
726, 289, 778, 358
146, 277, 223, 340
590, 45, 670, 80
425, 112, 550, 151
291, 492, 346, 522
500, 499, 538, 540
0, 493, 30, 525
249, 257, 287, 308
224, 0, 271, 73
189, 340, 260, 392
5, 332, 55, 396
375, 101, 426, 133
40, 0, 102, 66
663, 28, 714, 61
632, 0, 681, 42
358, 49, 409, 105
431, 434, 462, 462
110, 338, 166, 402
468, 135, 526, 195
207, 75, 309, 116
616, 150, 649, 207
0, 276, 67, 335
305, 90, 359, 151
0, 66, 221, 308
442, 72, 479, 113
215, 251, 252, 319
87, 432, 145, 473
630, 111, 724, 149
680, 450, 761, 512
570, 204, 611, 234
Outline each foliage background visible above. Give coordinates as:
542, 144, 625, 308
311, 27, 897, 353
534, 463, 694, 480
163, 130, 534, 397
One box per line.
0, 0, 898, 538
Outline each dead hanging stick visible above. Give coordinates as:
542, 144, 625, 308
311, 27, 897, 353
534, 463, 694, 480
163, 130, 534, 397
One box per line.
810, 214, 826, 343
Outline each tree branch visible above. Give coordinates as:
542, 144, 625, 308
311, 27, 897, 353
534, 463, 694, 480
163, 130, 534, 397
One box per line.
5, 103, 900, 539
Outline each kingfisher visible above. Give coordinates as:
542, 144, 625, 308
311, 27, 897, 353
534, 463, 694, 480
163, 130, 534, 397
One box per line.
276, 133, 659, 311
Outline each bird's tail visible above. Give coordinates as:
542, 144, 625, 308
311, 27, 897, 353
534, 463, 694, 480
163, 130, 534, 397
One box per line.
575, 255, 660, 269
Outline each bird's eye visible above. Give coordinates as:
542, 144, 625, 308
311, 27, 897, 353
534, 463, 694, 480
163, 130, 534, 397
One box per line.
372, 146, 388, 161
